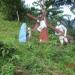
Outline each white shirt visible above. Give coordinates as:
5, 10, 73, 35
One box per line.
40, 20, 47, 28
55, 24, 67, 36
37, 19, 47, 32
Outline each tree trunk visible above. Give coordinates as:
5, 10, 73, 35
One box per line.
16, 10, 19, 21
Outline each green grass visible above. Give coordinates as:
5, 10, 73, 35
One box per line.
0, 15, 75, 75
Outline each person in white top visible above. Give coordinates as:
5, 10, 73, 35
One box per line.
55, 22, 68, 45
36, 13, 48, 42
37, 15, 47, 32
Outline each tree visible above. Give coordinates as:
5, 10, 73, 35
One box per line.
0, 0, 25, 21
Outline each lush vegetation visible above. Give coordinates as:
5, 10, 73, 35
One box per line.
0, 12, 75, 75
0, 0, 75, 75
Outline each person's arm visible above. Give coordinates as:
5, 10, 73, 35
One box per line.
64, 28, 67, 36
55, 26, 60, 36
62, 25, 67, 36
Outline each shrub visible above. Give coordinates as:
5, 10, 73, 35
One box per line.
0, 63, 15, 75
0, 41, 16, 58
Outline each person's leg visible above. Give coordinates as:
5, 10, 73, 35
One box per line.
39, 28, 48, 42
64, 37, 68, 43
59, 36, 64, 45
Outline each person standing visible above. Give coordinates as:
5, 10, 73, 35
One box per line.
19, 23, 27, 42
55, 22, 68, 45
37, 14, 48, 42
29, 13, 48, 42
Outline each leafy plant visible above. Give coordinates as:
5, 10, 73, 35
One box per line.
0, 63, 15, 75
0, 41, 16, 58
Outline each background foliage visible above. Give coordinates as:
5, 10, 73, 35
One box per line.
0, 0, 75, 75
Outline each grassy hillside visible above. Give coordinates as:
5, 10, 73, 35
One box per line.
0, 14, 75, 75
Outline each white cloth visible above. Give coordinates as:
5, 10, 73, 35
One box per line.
59, 36, 68, 45
55, 25, 67, 36
55, 24, 68, 45
37, 20, 47, 32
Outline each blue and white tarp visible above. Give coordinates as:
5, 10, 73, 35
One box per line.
19, 23, 27, 42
